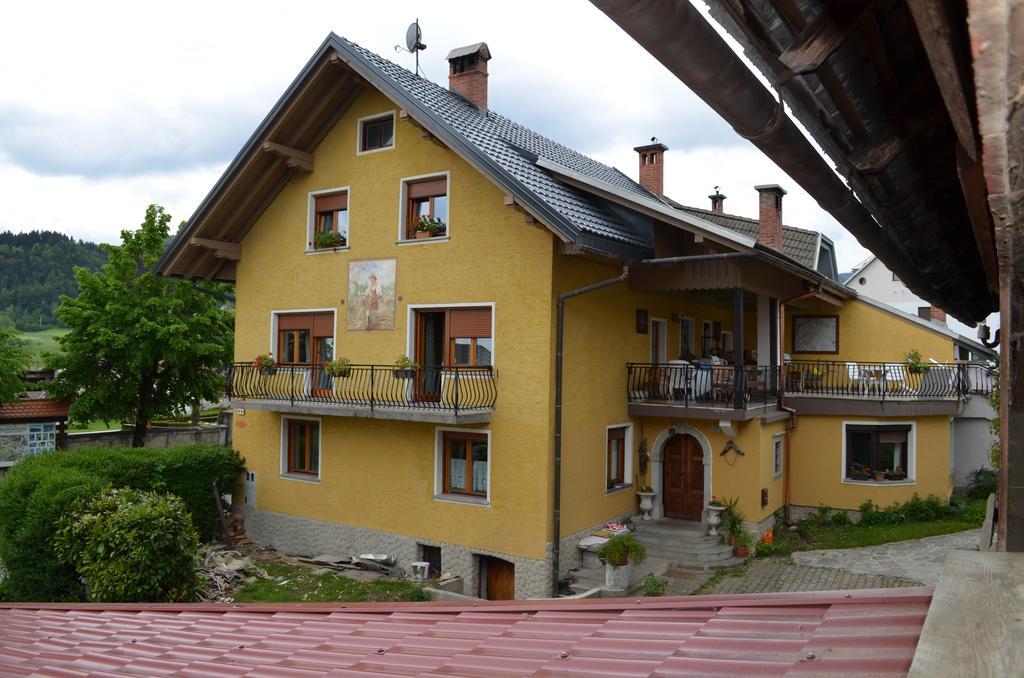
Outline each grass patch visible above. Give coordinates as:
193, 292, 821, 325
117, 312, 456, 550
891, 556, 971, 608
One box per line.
768, 498, 985, 556
69, 420, 122, 433
693, 563, 748, 595
233, 562, 429, 603
15, 328, 68, 364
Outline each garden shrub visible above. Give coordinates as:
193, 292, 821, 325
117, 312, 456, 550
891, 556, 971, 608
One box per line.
856, 494, 981, 527
830, 510, 851, 526
55, 488, 199, 602
0, 468, 104, 601
641, 572, 668, 597
0, 444, 243, 602
965, 467, 998, 500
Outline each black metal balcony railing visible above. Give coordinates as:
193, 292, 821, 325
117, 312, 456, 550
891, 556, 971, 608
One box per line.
627, 360, 994, 409
627, 363, 778, 409
226, 363, 497, 414
782, 360, 992, 400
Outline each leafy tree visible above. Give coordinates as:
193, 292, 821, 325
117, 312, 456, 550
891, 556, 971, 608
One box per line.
0, 324, 30, 405
48, 205, 234, 446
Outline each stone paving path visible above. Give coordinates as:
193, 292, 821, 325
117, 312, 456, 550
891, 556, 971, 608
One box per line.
697, 559, 918, 595
791, 528, 979, 585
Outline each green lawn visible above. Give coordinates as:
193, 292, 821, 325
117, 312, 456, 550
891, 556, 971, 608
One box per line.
14, 327, 68, 366
233, 562, 429, 603
68, 420, 122, 433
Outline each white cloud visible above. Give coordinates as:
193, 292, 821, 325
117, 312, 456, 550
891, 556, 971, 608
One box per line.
0, 0, 869, 269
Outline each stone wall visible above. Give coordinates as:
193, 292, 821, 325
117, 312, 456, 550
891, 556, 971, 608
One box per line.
63, 424, 228, 450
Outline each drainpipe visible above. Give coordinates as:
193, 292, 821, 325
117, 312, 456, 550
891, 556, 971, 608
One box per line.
777, 285, 821, 523
550, 250, 754, 597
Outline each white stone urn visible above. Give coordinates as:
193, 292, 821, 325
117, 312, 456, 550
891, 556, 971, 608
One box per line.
706, 504, 726, 537
636, 491, 656, 521
605, 561, 632, 589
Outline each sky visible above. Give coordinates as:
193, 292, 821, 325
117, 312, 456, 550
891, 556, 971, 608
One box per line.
0, 0, 871, 272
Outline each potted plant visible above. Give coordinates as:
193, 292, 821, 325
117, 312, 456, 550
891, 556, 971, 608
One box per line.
905, 349, 930, 375
599, 533, 646, 589
636, 485, 656, 521
886, 466, 907, 481
393, 355, 420, 379
875, 469, 886, 482
313, 230, 347, 250
721, 497, 745, 546
848, 464, 872, 481
323, 357, 352, 378
707, 496, 726, 537
253, 353, 276, 376
734, 530, 753, 558
413, 215, 447, 239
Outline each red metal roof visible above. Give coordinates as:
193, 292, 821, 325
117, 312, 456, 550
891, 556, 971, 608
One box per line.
0, 587, 932, 676
0, 398, 69, 422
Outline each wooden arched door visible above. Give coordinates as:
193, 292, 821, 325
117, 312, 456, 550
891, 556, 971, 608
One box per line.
663, 434, 704, 519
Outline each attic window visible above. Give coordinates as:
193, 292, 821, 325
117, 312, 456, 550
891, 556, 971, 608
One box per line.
359, 113, 394, 153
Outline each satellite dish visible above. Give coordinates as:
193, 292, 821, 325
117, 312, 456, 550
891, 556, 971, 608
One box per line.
405, 23, 422, 52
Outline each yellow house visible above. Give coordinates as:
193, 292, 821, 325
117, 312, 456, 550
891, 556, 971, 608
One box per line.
159, 36, 994, 599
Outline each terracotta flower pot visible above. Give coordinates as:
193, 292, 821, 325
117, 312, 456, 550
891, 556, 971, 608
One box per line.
735, 546, 749, 558
415, 231, 431, 240
875, 472, 885, 482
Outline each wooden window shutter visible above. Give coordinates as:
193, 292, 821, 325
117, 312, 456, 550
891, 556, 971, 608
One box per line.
315, 193, 347, 211
312, 313, 333, 336
448, 308, 491, 338
407, 177, 447, 199
278, 313, 313, 330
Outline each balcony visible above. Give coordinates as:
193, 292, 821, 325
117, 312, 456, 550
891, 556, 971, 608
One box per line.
226, 363, 496, 424
627, 361, 994, 419
627, 363, 782, 421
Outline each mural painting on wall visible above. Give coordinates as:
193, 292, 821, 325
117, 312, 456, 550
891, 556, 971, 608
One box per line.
347, 259, 397, 331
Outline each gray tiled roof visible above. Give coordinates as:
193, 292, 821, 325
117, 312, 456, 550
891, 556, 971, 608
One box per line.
344, 39, 652, 249
343, 37, 826, 271
665, 200, 820, 269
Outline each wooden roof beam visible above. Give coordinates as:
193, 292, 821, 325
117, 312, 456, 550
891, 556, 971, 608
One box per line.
188, 237, 241, 261
260, 142, 313, 173
779, 1, 876, 74
906, 0, 979, 162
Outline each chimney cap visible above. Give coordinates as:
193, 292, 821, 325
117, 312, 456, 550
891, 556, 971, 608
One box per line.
708, 190, 727, 200
634, 142, 669, 153
754, 184, 787, 195
446, 42, 491, 61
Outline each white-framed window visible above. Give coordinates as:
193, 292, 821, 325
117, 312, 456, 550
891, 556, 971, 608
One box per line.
773, 433, 784, 478
841, 421, 915, 484
679, 316, 695, 358
306, 187, 350, 253
398, 172, 450, 244
434, 427, 490, 505
605, 423, 633, 492
357, 110, 395, 154
279, 416, 322, 482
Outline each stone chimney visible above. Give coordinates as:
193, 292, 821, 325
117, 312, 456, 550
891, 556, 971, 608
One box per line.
447, 43, 491, 109
709, 189, 727, 213
755, 184, 786, 250
634, 141, 668, 195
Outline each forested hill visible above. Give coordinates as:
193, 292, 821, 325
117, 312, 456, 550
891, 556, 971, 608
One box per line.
0, 230, 107, 331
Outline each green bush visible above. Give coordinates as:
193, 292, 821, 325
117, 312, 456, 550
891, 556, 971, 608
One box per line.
641, 572, 667, 597
857, 494, 977, 527
966, 467, 998, 500
599, 533, 647, 567
55, 488, 199, 602
830, 510, 851, 526
0, 444, 243, 602
0, 468, 104, 601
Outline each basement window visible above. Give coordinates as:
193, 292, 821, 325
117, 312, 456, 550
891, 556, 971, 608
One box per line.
358, 112, 395, 153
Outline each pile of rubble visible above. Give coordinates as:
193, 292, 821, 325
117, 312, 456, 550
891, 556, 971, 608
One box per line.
197, 546, 264, 602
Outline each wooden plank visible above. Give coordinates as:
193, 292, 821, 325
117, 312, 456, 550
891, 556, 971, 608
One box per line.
260, 141, 313, 173
850, 133, 906, 173
189, 237, 241, 260
906, 0, 978, 161
908, 551, 1024, 676
955, 143, 999, 291
779, 1, 875, 74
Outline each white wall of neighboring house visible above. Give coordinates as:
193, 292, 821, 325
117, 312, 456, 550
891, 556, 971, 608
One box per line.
846, 256, 1000, 340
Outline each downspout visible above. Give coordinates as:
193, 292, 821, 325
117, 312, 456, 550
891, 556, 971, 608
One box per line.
778, 285, 822, 523
550, 250, 753, 596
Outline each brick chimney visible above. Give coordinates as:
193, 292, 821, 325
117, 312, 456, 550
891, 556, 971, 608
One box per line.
447, 43, 491, 109
929, 307, 947, 326
755, 184, 786, 250
709, 189, 727, 213
634, 141, 668, 195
